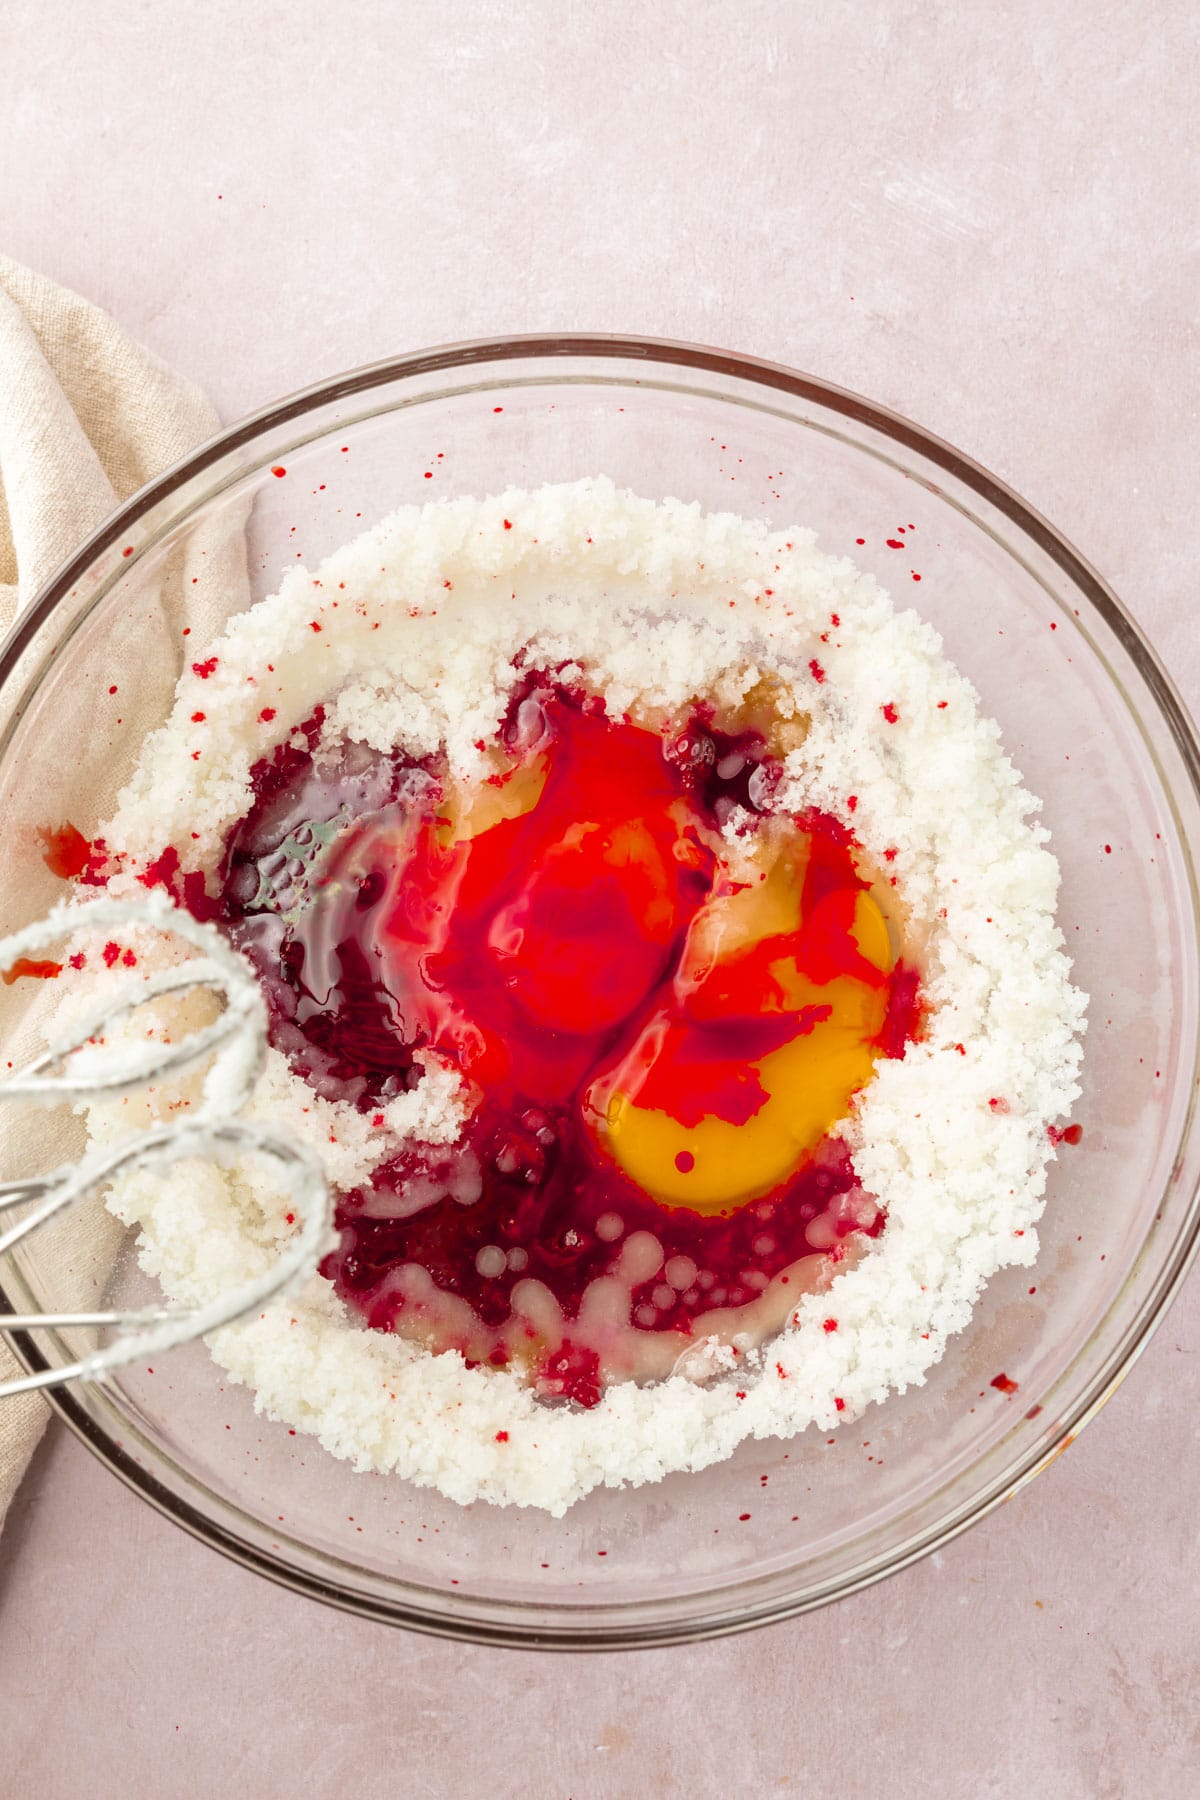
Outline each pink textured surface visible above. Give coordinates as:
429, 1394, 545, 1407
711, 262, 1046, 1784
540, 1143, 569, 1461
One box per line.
1, 2, 1198, 1795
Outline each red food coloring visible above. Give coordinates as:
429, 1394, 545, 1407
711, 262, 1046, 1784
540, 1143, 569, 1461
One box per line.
990, 1372, 1019, 1396
881, 702, 899, 724
502, 519, 513, 530
135, 841, 221, 923
1048, 1122, 1083, 1146
121, 545, 133, 558
492, 406, 503, 413
834, 1396, 846, 1411
854, 537, 865, 545
911, 571, 921, 582
808, 658, 826, 684
936, 700, 948, 710
846, 795, 858, 813
108, 685, 118, 696
259, 707, 277, 723
823, 1317, 838, 1332
68, 952, 86, 971
495, 1430, 509, 1443
988, 1096, 1010, 1113
1104, 844, 1112, 855
39, 822, 91, 880
1025, 1403, 1044, 1420
192, 657, 218, 680
876, 965, 923, 1060
211, 679, 916, 1405
102, 941, 122, 968
1, 957, 62, 985
738, 1513, 751, 1521
191, 711, 207, 724
674, 1150, 695, 1173
885, 538, 903, 550
271, 466, 287, 478
309, 621, 323, 633
122, 948, 137, 968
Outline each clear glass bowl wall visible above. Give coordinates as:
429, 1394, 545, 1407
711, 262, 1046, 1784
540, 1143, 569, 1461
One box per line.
0, 341, 1197, 1648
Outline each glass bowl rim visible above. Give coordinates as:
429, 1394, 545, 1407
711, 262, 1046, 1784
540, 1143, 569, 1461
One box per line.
2, 331, 1198, 1651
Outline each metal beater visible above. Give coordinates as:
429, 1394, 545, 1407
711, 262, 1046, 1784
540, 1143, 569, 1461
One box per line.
0, 891, 330, 1398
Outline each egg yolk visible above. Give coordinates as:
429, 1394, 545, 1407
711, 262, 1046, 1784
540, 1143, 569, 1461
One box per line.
582, 837, 894, 1212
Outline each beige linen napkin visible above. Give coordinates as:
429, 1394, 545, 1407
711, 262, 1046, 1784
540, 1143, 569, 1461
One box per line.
0, 255, 223, 1526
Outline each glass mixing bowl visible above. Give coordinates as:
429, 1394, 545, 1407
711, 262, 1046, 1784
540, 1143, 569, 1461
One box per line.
1, 337, 1197, 1649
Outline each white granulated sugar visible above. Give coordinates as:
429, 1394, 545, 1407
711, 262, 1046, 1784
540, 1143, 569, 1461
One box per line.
90, 479, 1086, 1515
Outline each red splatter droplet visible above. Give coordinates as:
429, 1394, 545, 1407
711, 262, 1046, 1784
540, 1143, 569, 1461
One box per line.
271, 466, 287, 478
881, 702, 899, 723
121, 546, 134, 558
808, 658, 826, 684
674, 1150, 695, 1173
991, 1372, 1019, 1395
823, 1318, 838, 1332
495, 1430, 509, 1443
39, 822, 92, 880
2, 957, 62, 985
259, 707, 276, 723
192, 657, 218, 679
